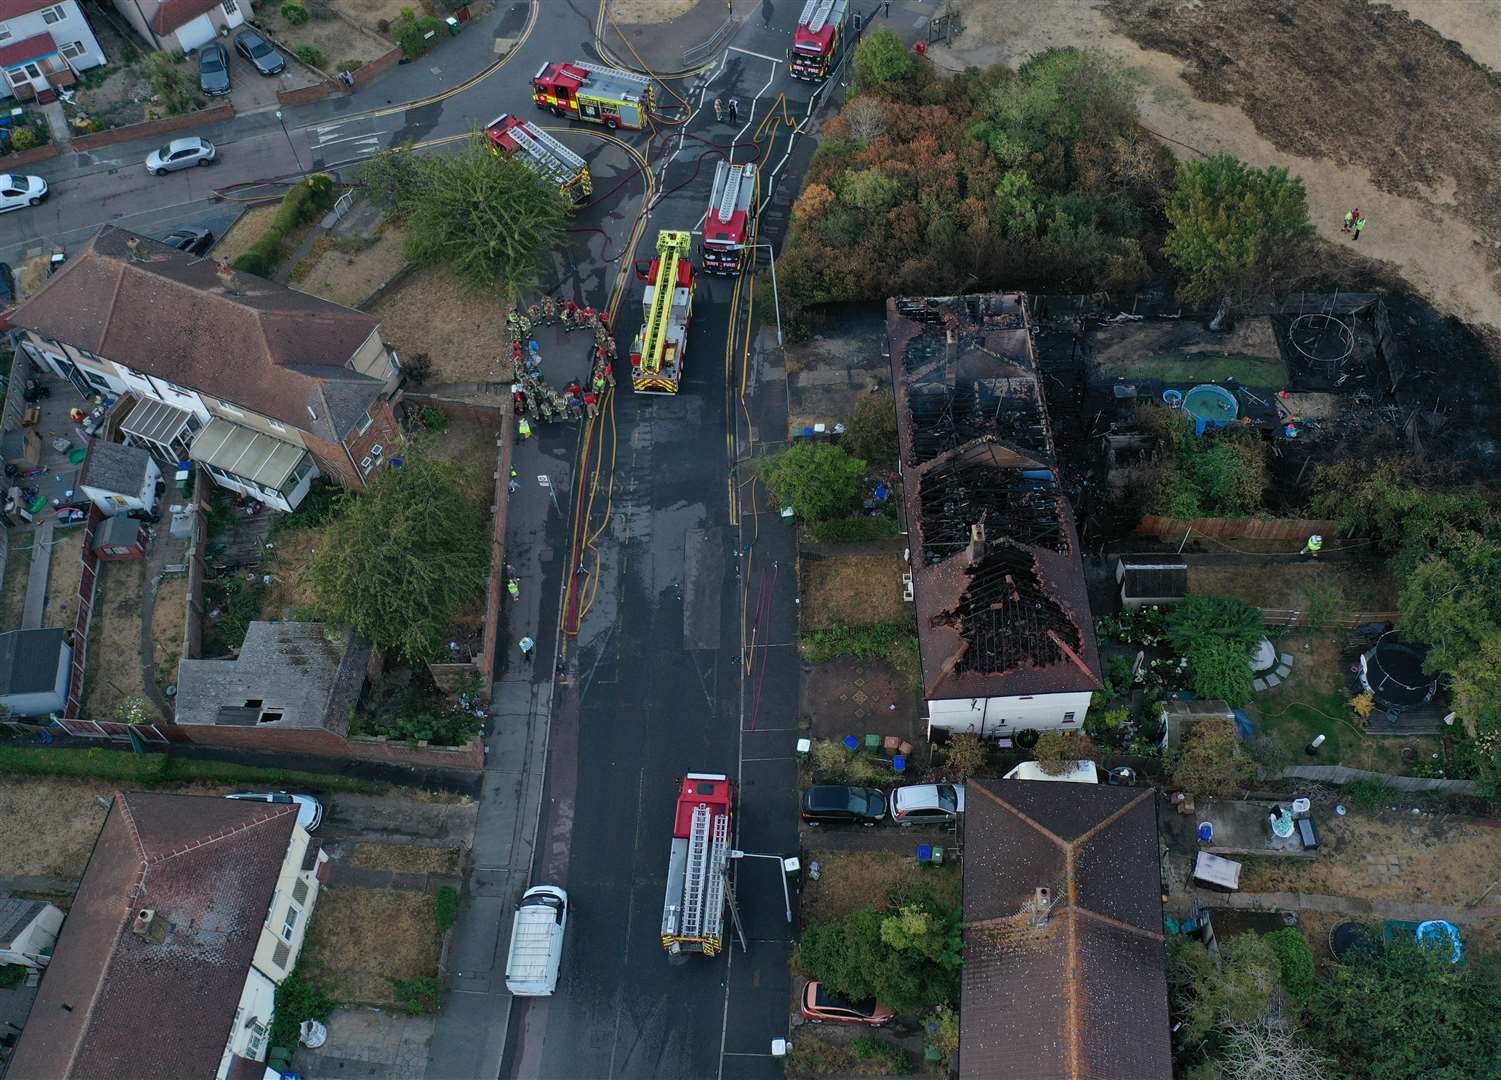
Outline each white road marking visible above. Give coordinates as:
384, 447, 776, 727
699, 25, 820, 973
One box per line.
727, 46, 784, 64
311, 129, 386, 149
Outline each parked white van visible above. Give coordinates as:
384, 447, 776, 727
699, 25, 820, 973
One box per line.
1002, 760, 1100, 783
505, 884, 568, 996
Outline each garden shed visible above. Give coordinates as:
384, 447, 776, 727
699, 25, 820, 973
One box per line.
1116, 556, 1188, 610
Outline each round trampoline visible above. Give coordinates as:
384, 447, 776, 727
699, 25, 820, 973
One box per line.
1329, 920, 1380, 961
1359, 634, 1438, 710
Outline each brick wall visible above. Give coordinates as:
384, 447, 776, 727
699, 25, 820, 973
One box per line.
3, 142, 62, 168
70, 104, 236, 152
343, 400, 401, 476
351, 47, 404, 89
170, 721, 485, 771
304, 431, 359, 490
277, 82, 340, 107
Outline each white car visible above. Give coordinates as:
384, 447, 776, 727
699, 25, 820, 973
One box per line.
224, 791, 324, 832
146, 137, 216, 175
889, 782, 965, 826
0, 174, 47, 213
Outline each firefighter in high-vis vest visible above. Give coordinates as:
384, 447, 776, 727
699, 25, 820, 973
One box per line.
1301, 534, 1323, 558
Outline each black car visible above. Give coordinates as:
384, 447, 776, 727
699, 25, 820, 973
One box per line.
801, 785, 886, 827
197, 42, 231, 96
160, 227, 215, 255
234, 28, 285, 76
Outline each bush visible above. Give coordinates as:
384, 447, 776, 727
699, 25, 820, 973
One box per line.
402, 352, 432, 386
114, 696, 154, 726
1084, 705, 1130, 742
419, 405, 449, 431
802, 623, 917, 665
1263, 927, 1315, 1009
144, 51, 195, 114
282, 0, 309, 22
391, 975, 441, 1014
799, 891, 962, 1011
807, 739, 888, 785
941, 733, 989, 777
295, 44, 326, 68
810, 515, 899, 543
394, 13, 444, 58
270, 966, 336, 1048
760, 442, 866, 523
1170, 718, 1254, 798
0, 744, 387, 793
1168, 595, 1264, 707
231, 234, 283, 277
852, 27, 914, 88
436, 885, 460, 934
851, 1035, 913, 1074
0, 964, 27, 988
1034, 731, 1095, 775
8, 126, 38, 151
231, 176, 336, 276
843, 391, 899, 467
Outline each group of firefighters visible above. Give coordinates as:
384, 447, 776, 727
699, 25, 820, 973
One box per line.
505, 298, 618, 426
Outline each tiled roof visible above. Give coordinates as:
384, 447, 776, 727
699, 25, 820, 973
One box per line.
890, 295, 1100, 700
0, 31, 57, 67
0, 627, 68, 695
11, 227, 383, 442
149, 0, 226, 34
9, 792, 298, 1079
77, 440, 153, 497
961, 779, 1171, 1080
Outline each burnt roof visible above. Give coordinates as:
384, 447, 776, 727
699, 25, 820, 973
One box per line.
961, 779, 1171, 1080
11, 227, 383, 441
890, 295, 1100, 700
9, 793, 298, 1079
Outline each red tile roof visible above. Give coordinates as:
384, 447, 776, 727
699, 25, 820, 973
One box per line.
0, 0, 61, 23
12, 226, 385, 441
961, 780, 1171, 1080
9, 792, 299, 1079
0, 31, 57, 67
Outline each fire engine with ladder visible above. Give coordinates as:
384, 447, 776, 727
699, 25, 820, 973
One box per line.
701, 161, 757, 276
532, 60, 655, 131
630, 230, 695, 394
484, 114, 593, 204
660, 772, 734, 958
790, 0, 850, 82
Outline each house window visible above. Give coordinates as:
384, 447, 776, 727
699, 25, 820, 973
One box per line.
0, 26, 12, 43
281, 904, 300, 943
355, 412, 374, 435
59, 40, 86, 59
268, 418, 285, 431
1062, 711, 1077, 723
40, 5, 66, 24
222, 0, 238, 12
219, 403, 243, 417
85, 370, 113, 391
8, 64, 42, 85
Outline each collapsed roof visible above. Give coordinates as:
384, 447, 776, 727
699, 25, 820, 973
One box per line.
890, 295, 1100, 700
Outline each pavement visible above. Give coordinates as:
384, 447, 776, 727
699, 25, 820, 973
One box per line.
300, 1006, 437, 1080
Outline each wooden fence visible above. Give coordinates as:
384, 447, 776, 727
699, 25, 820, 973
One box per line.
1279, 765, 1478, 795
1137, 516, 1342, 542
1259, 609, 1398, 629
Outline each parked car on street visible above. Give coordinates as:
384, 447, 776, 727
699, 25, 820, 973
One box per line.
224, 791, 324, 832
889, 782, 965, 826
160, 226, 215, 255
800, 982, 895, 1025
197, 42, 232, 96
800, 785, 886, 827
0, 174, 47, 213
146, 137, 216, 175
234, 28, 286, 76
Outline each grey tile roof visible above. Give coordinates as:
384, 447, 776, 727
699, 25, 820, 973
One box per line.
77, 440, 153, 497
961, 779, 1171, 1080
0, 628, 68, 695
8, 793, 298, 1079
0, 896, 47, 947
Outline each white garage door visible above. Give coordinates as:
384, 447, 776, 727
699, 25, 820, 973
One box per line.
175, 14, 216, 51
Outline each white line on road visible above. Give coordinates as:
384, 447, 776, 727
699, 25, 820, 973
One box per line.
739, 756, 797, 763
312, 130, 386, 149
606, 765, 648, 1080
727, 46, 784, 64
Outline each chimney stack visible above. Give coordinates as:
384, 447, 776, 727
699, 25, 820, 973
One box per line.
131, 908, 167, 944
965, 523, 986, 565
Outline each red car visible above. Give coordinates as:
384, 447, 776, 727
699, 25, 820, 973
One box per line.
800, 981, 895, 1025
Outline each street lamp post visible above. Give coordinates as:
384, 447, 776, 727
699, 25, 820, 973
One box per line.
275, 110, 305, 176
730, 242, 783, 347
729, 850, 796, 924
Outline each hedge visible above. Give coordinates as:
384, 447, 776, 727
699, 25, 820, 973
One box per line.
230, 175, 337, 276
0, 744, 388, 794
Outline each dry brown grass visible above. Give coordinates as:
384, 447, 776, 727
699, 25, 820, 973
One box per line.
800, 552, 908, 631
82, 559, 153, 724
610, 0, 695, 24
422, 420, 503, 504
801, 850, 961, 923
1186, 560, 1398, 614
151, 573, 188, 695
303, 887, 440, 1005
1237, 810, 1501, 908
351, 843, 461, 874
0, 538, 33, 630
291, 228, 408, 309
259, 526, 324, 620
40, 527, 84, 631
212, 204, 282, 266
260, 3, 391, 65
371, 268, 513, 386
0, 778, 117, 879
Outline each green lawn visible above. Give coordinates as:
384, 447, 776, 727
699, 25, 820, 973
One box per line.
1094, 349, 1288, 387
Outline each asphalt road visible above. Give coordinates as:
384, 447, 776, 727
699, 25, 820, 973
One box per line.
0, 2, 843, 1077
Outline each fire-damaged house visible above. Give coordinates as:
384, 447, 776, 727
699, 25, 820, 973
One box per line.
890, 295, 1101, 737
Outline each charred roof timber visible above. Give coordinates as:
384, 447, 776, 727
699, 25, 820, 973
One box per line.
890, 294, 1101, 700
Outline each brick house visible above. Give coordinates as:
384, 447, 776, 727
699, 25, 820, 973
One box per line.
108, 0, 245, 53
0, 0, 106, 101
11, 226, 402, 512
9, 791, 328, 1079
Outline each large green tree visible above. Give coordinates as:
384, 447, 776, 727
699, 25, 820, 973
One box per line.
760, 443, 867, 523
1168, 595, 1265, 706
852, 27, 914, 88
308, 453, 490, 664
1164, 153, 1314, 306
358, 134, 567, 291
798, 893, 962, 1011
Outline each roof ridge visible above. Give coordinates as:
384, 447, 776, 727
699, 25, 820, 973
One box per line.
144, 803, 298, 871
1070, 788, 1154, 850
1072, 904, 1165, 944
971, 784, 1069, 849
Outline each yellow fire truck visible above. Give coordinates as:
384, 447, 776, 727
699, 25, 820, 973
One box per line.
630, 231, 696, 394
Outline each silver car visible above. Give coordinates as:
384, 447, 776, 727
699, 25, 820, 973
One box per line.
146, 136, 216, 175
224, 791, 324, 832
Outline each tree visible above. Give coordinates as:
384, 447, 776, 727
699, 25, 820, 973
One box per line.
759, 443, 866, 523
843, 391, 899, 468
308, 452, 490, 664
798, 891, 962, 1011
1033, 731, 1095, 775
1164, 153, 1314, 306
1168, 933, 1280, 1046
842, 96, 889, 142
1218, 1016, 1331, 1080
358, 135, 567, 291
852, 28, 914, 88
1171, 718, 1255, 797
1263, 927, 1316, 1009
1168, 595, 1264, 706
941, 733, 990, 777
1308, 941, 1501, 1079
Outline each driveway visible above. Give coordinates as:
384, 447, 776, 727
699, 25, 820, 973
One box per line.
298, 1006, 435, 1080
223, 35, 319, 115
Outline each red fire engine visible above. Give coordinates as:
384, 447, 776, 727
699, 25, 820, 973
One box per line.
532, 60, 655, 131
484, 114, 593, 204
790, 0, 850, 82
701, 162, 757, 276
660, 772, 733, 957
